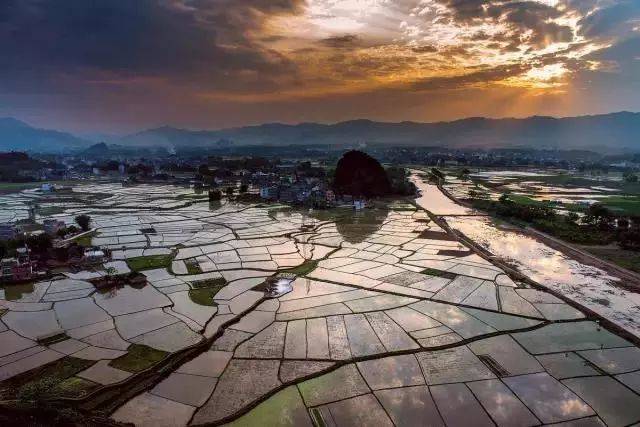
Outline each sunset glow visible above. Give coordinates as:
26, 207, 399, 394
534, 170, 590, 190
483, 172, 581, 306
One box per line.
0, 0, 638, 132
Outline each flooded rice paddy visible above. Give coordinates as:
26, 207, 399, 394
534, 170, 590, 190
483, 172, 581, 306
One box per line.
1, 179, 640, 426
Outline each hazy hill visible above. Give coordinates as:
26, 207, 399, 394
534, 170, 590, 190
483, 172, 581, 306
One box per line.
120, 112, 640, 152
0, 118, 88, 152
1, 112, 639, 153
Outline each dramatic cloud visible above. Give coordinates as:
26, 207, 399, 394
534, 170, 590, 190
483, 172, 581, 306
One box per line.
0, 0, 638, 132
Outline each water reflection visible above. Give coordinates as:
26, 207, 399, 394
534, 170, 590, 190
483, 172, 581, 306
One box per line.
0, 282, 35, 301
411, 172, 474, 215
446, 215, 640, 338
335, 208, 389, 244
265, 277, 294, 298
446, 216, 612, 287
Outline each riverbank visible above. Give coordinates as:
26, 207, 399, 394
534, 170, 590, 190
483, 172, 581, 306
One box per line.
434, 175, 640, 288
411, 172, 640, 341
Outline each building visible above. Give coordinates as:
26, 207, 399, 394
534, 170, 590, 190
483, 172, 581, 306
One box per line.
83, 248, 106, 263
43, 219, 66, 235
325, 190, 336, 204
1, 248, 35, 282
353, 199, 366, 210
41, 183, 55, 192
260, 186, 278, 200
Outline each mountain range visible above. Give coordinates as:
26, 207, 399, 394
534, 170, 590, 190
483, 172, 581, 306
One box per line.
1, 112, 639, 153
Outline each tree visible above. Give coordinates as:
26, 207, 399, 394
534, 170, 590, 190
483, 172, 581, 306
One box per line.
623, 171, 638, 183
617, 217, 630, 230
332, 151, 391, 197
104, 266, 117, 286
430, 168, 445, 183
25, 233, 52, 255
582, 203, 613, 229
565, 211, 580, 224
457, 168, 471, 181
75, 214, 91, 231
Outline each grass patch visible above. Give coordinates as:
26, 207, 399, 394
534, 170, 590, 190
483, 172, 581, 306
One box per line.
1, 282, 35, 301
50, 376, 97, 398
598, 196, 640, 216
421, 268, 457, 280
282, 259, 319, 277
109, 344, 167, 373
189, 288, 219, 306
186, 261, 202, 275
189, 278, 227, 306
73, 231, 96, 247
37, 332, 69, 346
126, 255, 173, 272
581, 246, 640, 274
2, 357, 94, 401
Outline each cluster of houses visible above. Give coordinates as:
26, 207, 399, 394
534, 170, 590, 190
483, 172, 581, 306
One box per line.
1, 247, 37, 282
258, 182, 369, 209
259, 183, 336, 206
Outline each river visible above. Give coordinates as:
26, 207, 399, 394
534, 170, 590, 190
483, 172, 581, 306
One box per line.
412, 172, 640, 339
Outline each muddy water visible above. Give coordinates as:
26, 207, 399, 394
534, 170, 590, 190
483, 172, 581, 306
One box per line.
446, 215, 640, 339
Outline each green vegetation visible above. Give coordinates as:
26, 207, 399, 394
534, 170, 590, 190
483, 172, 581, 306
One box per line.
7, 357, 94, 401
37, 205, 67, 216
185, 261, 202, 275
74, 214, 91, 231
282, 259, 319, 277
473, 197, 614, 245
596, 196, 640, 216
227, 386, 308, 427
386, 167, 418, 196
109, 344, 168, 373
473, 195, 640, 250
581, 246, 640, 274
189, 288, 219, 306
38, 333, 69, 346
49, 376, 96, 398
0, 180, 79, 194
188, 278, 227, 306
191, 277, 227, 289
1, 282, 35, 301
421, 268, 457, 280
126, 255, 173, 272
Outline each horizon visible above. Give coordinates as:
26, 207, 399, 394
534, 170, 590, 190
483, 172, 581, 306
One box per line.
1, 1, 639, 134
4, 110, 640, 137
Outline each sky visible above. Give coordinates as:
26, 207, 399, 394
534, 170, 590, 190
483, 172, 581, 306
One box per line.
0, 0, 639, 134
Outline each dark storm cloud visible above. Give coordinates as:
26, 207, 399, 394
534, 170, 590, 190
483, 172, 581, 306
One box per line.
0, 0, 303, 92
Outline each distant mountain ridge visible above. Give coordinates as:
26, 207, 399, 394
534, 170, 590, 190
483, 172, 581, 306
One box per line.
1, 112, 639, 153
0, 117, 87, 153
118, 112, 640, 152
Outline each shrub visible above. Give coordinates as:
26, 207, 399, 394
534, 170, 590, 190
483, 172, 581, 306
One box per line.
74, 214, 91, 231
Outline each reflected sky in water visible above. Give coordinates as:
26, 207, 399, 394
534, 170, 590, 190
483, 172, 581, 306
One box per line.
446, 215, 640, 339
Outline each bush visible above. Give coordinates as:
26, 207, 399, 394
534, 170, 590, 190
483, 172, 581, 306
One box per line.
620, 230, 640, 251
74, 214, 91, 231
17, 377, 58, 402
